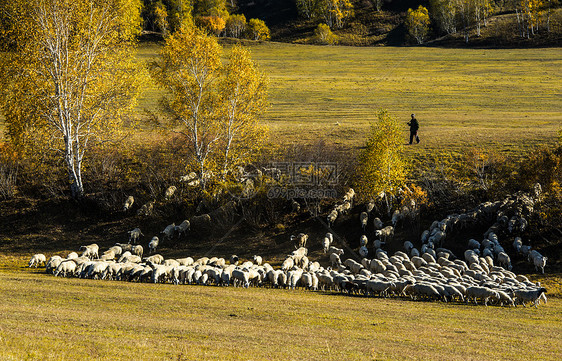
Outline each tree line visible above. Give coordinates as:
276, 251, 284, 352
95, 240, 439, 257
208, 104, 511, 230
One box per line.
405, 0, 560, 44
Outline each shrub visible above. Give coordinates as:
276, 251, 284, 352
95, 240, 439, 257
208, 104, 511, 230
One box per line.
314, 23, 338, 45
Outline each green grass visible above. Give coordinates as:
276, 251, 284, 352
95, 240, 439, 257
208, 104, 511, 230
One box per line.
138, 42, 562, 155
1, 257, 561, 361
3, 43, 562, 156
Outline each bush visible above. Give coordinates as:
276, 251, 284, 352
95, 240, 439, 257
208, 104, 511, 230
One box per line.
247, 18, 270, 41
314, 24, 338, 45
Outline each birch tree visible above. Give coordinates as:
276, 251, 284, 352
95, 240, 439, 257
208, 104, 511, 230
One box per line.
355, 110, 407, 215
150, 26, 222, 188
150, 27, 268, 188
218, 45, 268, 178
0, 0, 144, 199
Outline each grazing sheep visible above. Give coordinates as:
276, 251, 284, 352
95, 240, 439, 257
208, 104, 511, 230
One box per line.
100, 250, 116, 261
360, 212, 369, 231
497, 252, 512, 271
46, 256, 63, 274
79, 244, 99, 259
322, 237, 332, 254
391, 209, 403, 228
359, 246, 369, 258
528, 252, 547, 274
373, 217, 384, 230
327, 209, 338, 226
403, 241, 414, 253
329, 253, 341, 268
253, 255, 263, 266
128, 228, 143, 244
54, 260, 77, 277
291, 233, 308, 249
328, 246, 344, 256
375, 226, 394, 244
466, 286, 500, 306
29, 254, 46, 268
148, 236, 159, 254
161, 223, 176, 241
366, 199, 375, 214
232, 269, 250, 288
343, 188, 355, 203
514, 288, 547, 308
359, 235, 368, 247
230, 255, 239, 265
467, 239, 480, 250
282, 257, 295, 271
175, 220, 191, 238
344, 259, 363, 274
164, 186, 177, 200
123, 196, 134, 211
137, 201, 155, 216
106, 246, 122, 257
144, 254, 164, 264
132, 245, 143, 259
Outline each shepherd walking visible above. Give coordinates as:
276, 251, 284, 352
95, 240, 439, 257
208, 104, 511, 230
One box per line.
407, 114, 420, 145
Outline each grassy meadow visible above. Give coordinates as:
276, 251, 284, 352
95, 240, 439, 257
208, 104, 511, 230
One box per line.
1, 256, 561, 361
137, 42, 562, 155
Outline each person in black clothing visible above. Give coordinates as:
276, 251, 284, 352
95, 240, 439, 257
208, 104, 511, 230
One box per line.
407, 114, 420, 145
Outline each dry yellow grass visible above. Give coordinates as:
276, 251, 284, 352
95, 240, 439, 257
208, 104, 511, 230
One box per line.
1, 257, 561, 361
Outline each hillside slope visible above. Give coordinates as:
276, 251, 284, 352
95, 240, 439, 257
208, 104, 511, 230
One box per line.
234, 0, 562, 46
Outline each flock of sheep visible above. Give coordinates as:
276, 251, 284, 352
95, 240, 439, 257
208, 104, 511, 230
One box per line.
26, 183, 551, 308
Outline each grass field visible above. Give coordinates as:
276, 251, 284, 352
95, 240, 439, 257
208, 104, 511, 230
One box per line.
0, 256, 561, 361
2, 43, 561, 156
137, 42, 562, 155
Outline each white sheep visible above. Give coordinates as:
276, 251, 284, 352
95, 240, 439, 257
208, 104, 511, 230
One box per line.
403, 241, 414, 253
375, 226, 394, 244
174, 220, 191, 238
360, 212, 369, 231
528, 251, 547, 274
514, 288, 547, 308
79, 244, 99, 259
366, 199, 375, 214
128, 228, 143, 244
148, 236, 159, 254
45, 256, 63, 274
327, 209, 338, 226
343, 188, 355, 203
137, 201, 155, 216
322, 237, 332, 254
512, 237, 522, 253
54, 260, 77, 277
123, 195, 134, 211
465, 286, 499, 306
329, 253, 341, 268
282, 257, 295, 271
359, 246, 369, 258
28, 254, 46, 268
291, 233, 308, 249
359, 235, 368, 247
165, 185, 177, 200
497, 252, 512, 270
161, 223, 176, 241
253, 255, 263, 266
467, 239, 480, 250
373, 217, 384, 230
